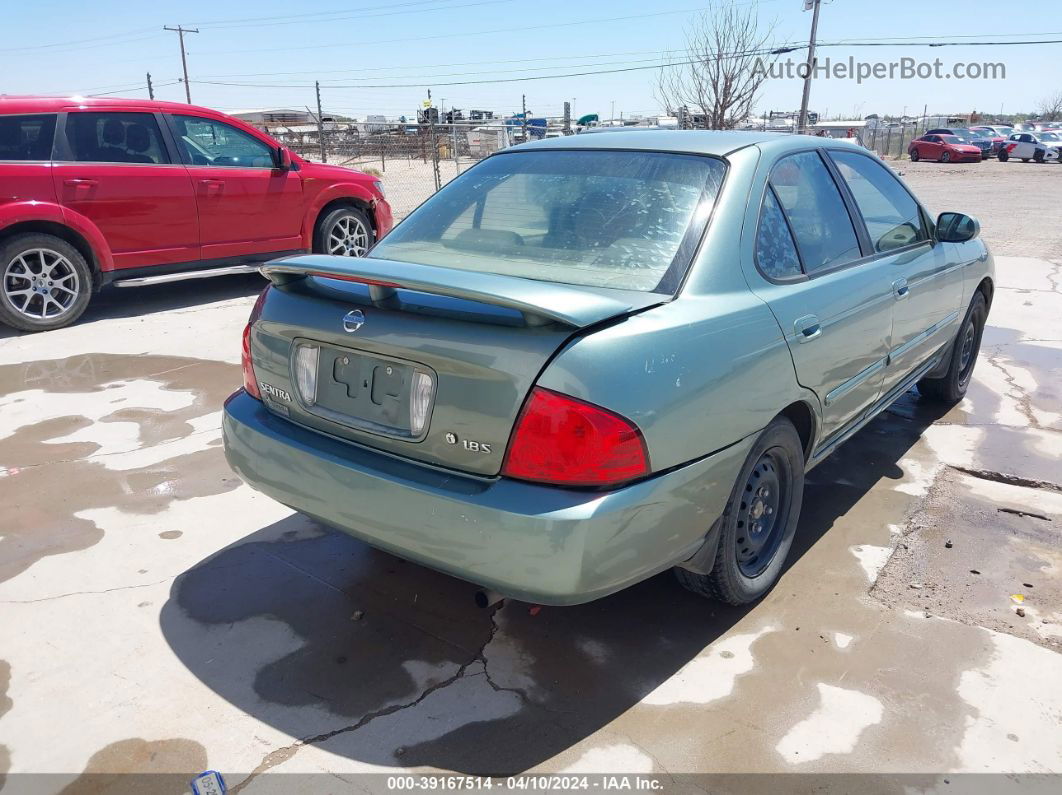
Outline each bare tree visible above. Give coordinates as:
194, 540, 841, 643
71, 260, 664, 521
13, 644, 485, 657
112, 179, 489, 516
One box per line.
1037, 91, 1062, 121
655, 1, 777, 130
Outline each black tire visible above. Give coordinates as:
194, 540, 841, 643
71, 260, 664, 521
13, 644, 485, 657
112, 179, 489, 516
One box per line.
918, 291, 987, 404
1021, 158, 1030, 163
998, 150, 1009, 162
1033, 149, 1045, 163
0, 233, 92, 332
313, 206, 375, 257
909, 148, 920, 162
675, 417, 805, 605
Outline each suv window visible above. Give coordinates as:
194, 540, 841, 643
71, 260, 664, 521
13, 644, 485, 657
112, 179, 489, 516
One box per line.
830, 151, 928, 253
171, 115, 275, 168
755, 187, 802, 279
769, 151, 861, 274
66, 112, 169, 164
0, 114, 57, 161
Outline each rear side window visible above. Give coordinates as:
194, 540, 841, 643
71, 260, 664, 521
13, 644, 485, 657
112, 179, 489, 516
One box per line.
372, 150, 727, 294
829, 151, 928, 253
170, 115, 275, 168
0, 114, 57, 161
755, 187, 802, 280
769, 151, 861, 274
66, 112, 170, 164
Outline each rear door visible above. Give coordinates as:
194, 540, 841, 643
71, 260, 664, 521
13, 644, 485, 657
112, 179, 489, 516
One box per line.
52, 110, 199, 269
827, 149, 963, 396
747, 150, 894, 442
166, 113, 304, 260
0, 113, 59, 207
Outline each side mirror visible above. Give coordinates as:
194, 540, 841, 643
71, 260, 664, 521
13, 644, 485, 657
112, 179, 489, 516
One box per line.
277, 147, 292, 170
936, 212, 980, 243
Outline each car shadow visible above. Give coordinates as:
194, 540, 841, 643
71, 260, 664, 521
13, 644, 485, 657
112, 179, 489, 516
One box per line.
0, 273, 266, 340
159, 390, 952, 775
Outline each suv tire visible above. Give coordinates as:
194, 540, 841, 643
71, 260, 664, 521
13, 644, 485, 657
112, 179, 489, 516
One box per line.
0, 233, 92, 332
313, 206, 375, 257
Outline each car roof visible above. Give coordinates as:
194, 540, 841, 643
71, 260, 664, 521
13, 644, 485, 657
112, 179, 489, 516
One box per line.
510, 129, 864, 158
0, 94, 221, 116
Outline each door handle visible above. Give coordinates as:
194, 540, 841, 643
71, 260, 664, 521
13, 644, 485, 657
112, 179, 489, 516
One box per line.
63, 178, 97, 197
892, 278, 910, 299
199, 179, 224, 197
794, 314, 822, 343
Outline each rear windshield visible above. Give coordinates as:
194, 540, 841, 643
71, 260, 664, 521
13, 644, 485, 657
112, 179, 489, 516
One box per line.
371, 149, 727, 293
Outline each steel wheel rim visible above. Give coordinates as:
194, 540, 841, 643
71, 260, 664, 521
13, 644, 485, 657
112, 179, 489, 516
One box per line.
3, 248, 80, 320
327, 214, 369, 257
735, 448, 791, 578
958, 320, 978, 386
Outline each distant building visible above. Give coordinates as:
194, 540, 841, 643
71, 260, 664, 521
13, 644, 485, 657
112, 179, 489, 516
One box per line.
230, 109, 313, 128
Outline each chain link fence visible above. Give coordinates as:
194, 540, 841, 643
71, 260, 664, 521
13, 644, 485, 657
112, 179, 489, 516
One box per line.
272, 121, 522, 221
862, 122, 927, 160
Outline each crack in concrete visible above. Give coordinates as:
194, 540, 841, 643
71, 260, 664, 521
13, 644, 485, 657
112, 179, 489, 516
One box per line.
948, 464, 1062, 494
984, 351, 1040, 430
0, 576, 173, 604
231, 604, 515, 792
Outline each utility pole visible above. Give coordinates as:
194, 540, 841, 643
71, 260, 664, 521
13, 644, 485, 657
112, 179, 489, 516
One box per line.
521, 94, 528, 141
164, 25, 199, 104
146, 72, 154, 100
797, 0, 821, 134
315, 81, 327, 163
563, 101, 571, 135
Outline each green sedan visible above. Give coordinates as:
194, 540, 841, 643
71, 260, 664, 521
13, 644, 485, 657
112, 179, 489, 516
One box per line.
222, 131, 992, 606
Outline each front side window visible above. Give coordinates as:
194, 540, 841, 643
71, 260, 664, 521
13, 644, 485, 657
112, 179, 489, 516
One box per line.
830, 151, 928, 253
769, 152, 861, 274
0, 114, 57, 161
372, 150, 727, 293
755, 187, 802, 280
67, 112, 169, 164
171, 115, 275, 168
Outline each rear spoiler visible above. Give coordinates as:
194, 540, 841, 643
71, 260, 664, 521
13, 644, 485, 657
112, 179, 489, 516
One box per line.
261, 255, 661, 329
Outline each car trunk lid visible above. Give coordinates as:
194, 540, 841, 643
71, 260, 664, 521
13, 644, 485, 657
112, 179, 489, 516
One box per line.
251, 255, 663, 476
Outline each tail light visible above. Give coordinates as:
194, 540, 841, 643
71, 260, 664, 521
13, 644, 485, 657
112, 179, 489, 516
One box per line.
241, 286, 270, 400
502, 387, 650, 488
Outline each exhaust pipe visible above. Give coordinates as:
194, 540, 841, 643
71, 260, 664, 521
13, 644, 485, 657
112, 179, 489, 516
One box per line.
474, 589, 505, 609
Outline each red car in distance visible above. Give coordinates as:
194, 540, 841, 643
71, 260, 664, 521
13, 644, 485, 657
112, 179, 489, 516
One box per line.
908, 133, 982, 164
0, 96, 392, 331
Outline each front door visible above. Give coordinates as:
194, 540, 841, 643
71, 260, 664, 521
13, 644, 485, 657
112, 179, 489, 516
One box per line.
52, 110, 199, 269
166, 113, 304, 260
747, 150, 894, 442
827, 150, 965, 396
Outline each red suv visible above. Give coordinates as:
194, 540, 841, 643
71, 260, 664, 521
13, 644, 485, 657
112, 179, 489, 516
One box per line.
0, 96, 392, 331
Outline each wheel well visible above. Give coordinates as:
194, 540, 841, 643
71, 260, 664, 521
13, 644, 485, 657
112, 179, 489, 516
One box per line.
315, 198, 376, 239
976, 276, 993, 311
779, 401, 815, 462
0, 221, 100, 281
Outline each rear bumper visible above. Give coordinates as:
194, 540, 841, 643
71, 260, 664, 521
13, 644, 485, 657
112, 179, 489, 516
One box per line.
222, 390, 751, 605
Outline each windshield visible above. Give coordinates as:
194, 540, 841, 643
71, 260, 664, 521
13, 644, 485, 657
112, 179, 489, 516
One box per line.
939, 135, 961, 144
1040, 132, 1062, 142
371, 150, 727, 293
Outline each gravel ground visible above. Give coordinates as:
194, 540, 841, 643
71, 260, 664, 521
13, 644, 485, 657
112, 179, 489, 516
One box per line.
894, 157, 1062, 260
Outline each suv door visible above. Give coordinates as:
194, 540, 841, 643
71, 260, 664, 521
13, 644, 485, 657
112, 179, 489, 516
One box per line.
0, 113, 59, 207
166, 114, 304, 260
828, 150, 964, 397
747, 150, 893, 443
52, 110, 199, 269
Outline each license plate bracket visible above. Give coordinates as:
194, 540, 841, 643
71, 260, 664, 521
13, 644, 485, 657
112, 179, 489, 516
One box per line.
311, 344, 419, 438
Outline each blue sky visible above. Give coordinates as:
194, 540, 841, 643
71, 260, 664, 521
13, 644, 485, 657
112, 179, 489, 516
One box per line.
3, 0, 1057, 121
